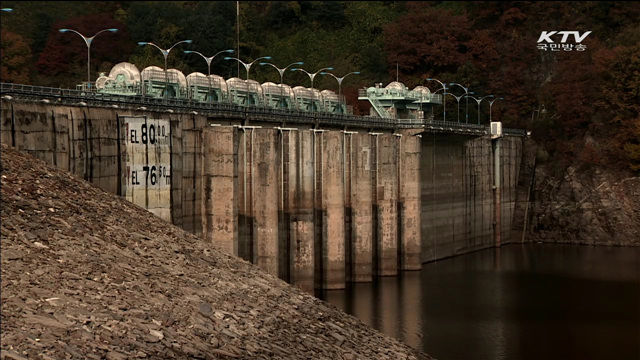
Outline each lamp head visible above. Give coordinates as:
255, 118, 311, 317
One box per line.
108, 28, 118, 32
469, 91, 475, 95
259, 62, 268, 66
354, 71, 361, 74
290, 68, 300, 71
427, 78, 433, 81
326, 67, 334, 70
499, 97, 504, 100
183, 50, 193, 54
225, 49, 234, 53
224, 57, 233, 60
138, 42, 149, 46
262, 56, 272, 60
184, 40, 193, 44
59, 29, 69, 33
295, 61, 304, 65
1, 8, 13, 12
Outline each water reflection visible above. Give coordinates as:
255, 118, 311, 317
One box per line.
321, 244, 640, 360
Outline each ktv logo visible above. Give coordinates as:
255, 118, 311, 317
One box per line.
537, 31, 592, 52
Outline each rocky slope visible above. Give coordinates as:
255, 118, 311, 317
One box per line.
0, 142, 433, 360
528, 153, 640, 246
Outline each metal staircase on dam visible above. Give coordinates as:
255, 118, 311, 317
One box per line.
0, 82, 526, 137
365, 93, 391, 119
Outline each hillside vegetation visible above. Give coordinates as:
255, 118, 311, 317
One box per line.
2, 1, 638, 175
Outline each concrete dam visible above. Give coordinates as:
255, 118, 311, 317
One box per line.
0, 99, 525, 292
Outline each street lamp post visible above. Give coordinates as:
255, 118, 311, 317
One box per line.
426, 78, 447, 122
319, 71, 360, 98
428, 87, 446, 120
488, 97, 504, 122
260, 61, 304, 85
184, 49, 234, 103
59, 28, 118, 90
224, 56, 272, 80
290, 67, 334, 112
446, 93, 465, 123
448, 83, 471, 123
138, 40, 193, 100
320, 71, 360, 113
260, 61, 304, 108
465, 94, 494, 124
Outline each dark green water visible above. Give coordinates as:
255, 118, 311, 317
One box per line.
321, 244, 640, 360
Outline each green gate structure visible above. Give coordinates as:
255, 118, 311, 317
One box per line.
358, 82, 443, 119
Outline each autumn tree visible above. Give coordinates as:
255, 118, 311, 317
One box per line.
1, 30, 32, 84
594, 44, 640, 172
383, 2, 477, 87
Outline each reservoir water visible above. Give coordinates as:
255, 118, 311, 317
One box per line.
320, 244, 640, 360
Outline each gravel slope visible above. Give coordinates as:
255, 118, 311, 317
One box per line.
0, 143, 433, 360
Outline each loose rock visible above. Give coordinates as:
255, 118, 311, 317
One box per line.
1, 143, 435, 359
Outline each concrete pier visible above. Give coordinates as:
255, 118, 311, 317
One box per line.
321, 131, 346, 289
349, 132, 373, 282
203, 127, 237, 255
376, 134, 398, 276
253, 129, 279, 276
291, 129, 315, 292
398, 129, 422, 270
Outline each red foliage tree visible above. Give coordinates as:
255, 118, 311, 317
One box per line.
383, 2, 481, 87
593, 43, 640, 171
543, 38, 605, 138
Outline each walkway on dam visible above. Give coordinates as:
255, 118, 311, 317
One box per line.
1, 82, 527, 135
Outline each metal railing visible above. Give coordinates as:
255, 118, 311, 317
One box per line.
0, 82, 527, 136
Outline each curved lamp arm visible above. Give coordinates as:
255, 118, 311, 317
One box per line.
448, 82, 469, 94
224, 56, 247, 69
447, 93, 464, 102
167, 39, 193, 54
426, 78, 447, 91
139, 40, 192, 57
225, 56, 273, 70
185, 49, 233, 66
292, 67, 335, 85
225, 56, 272, 80
60, 28, 118, 47
290, 67, 311, 77
489, 97, 504, 106
261, 61, 304, 77
321, 71, 361, 85
465, 95, 481, 104
248, 56, 272, 68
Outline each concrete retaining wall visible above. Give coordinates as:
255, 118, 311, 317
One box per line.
420, 133, 522, 262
